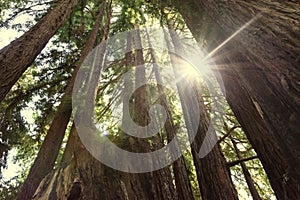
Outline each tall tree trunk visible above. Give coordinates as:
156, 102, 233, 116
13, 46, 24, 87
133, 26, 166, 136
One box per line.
216, 56, 300, 199
191, 82, 238, 200
126, 25, 175, 200
176, 0, 300, 198
0, 0, 78, 102
230, 136, 262, 200
165, 29, 239, 200
32, 4, 131, 199
196, 0, 300, 182
118, 30, 153, 200
17, 3, 108, 199
218, 63, 300, 199
133, 25, 148, 129
147, 30, 194, 200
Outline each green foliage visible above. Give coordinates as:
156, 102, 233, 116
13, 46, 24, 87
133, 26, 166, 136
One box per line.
0, 0, 277, 199
0, 176, 21, 200
0, 0, 53, 29
219, 108, 275, 199
0, 0, 108, 192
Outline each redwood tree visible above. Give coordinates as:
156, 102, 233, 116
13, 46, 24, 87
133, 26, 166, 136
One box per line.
166, 29, 239, 200
1, 0, 297, 199
129, 25, 176, 200
0, 0, 78, 102
195, 0, 300, 180
175, 0, 300, 198
148, 31, 195, 200
17, 2, 108, 198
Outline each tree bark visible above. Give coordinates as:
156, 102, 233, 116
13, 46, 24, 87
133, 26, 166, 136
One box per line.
127, 25, 176, 200
196, 0, 300, 183
0, 0, 78, 102
165, 29, 239, 200
147, 30, 194, 200
216, 57, 300, 199
176, 0, 300, 198
191, 83, 239, 200
33, 128, 129, 200
17, 3, 107, 199
32, 5, 132, 199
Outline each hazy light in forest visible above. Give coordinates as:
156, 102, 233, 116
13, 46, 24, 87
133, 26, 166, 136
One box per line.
0, 7, 274, 198
177, 56, 211, 81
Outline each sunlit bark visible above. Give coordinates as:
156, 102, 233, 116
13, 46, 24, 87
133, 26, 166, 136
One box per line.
165, 29, 239, 200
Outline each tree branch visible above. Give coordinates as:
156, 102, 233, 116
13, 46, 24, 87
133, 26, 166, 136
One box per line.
227, 155, 259, 168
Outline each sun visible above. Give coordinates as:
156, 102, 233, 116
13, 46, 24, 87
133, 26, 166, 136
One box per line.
173, 53, 212, 82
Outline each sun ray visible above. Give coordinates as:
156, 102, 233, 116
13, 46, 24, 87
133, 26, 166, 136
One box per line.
207, 13, 262, 58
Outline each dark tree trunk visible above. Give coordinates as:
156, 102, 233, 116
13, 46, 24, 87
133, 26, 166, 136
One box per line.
191, 83, 239, 200
147, 31, 195, 200
215, 58, 300, 199
165, 29, 239, 200
17, 3, 107, 199
196, 0, 300, 182
0, 0, 78, 102
176, 0, 300, 198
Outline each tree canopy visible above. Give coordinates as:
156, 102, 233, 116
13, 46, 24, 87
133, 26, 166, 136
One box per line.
0, 0, 299, 199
